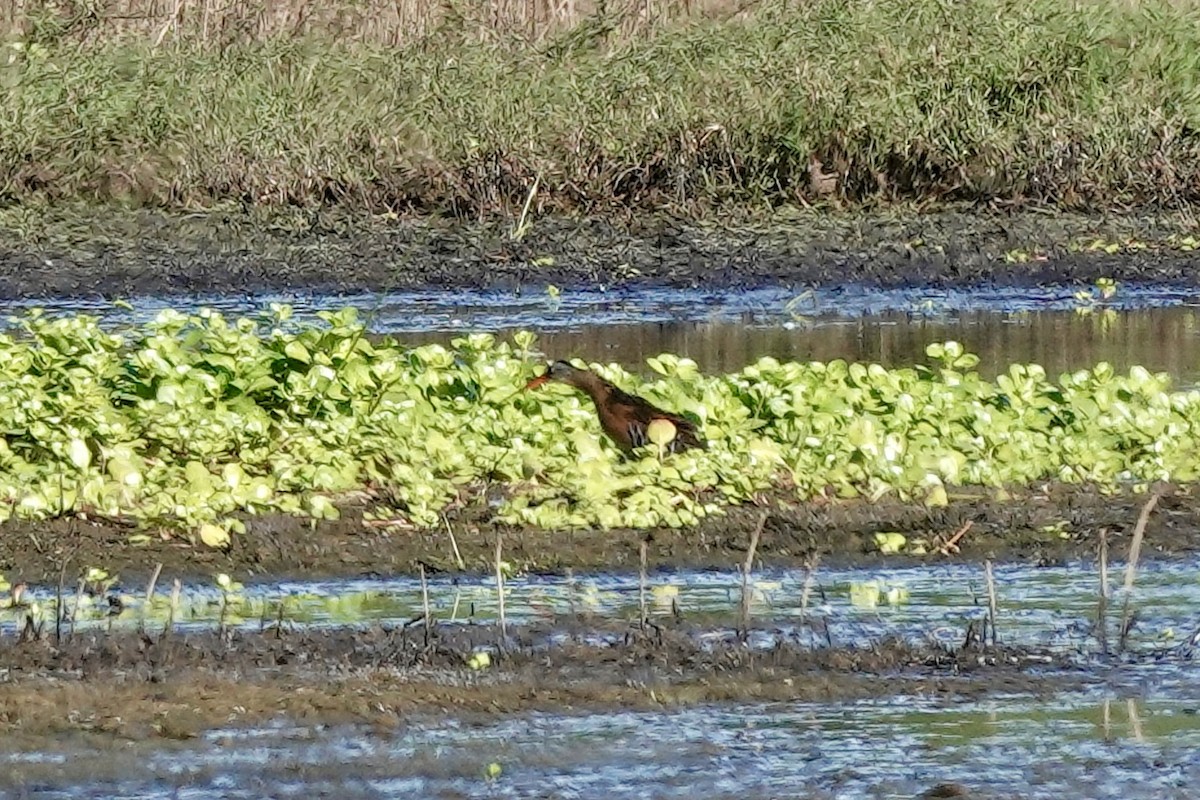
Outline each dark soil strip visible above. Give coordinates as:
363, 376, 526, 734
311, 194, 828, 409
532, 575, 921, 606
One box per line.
0, 623, 1091, 740
3, 209, 1200, 300
0, 484, 1194, 586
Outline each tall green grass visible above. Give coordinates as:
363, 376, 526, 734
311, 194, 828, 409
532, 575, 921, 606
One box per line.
3, 0, 1200, 216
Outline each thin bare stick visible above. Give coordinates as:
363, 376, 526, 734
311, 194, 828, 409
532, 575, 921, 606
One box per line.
163, 579, 181, 638
984, 560, 999, 647
1127, 698, 1145, 742
565, 567, 577, 619
1097, 529, 1109, 654
419, 562, 432, 642
495, 534, 507, 642
141, 562, 163, 635
510, 175, 541, 240
739, 512, 766, 641
69, 578, 85, 640
939, 520, 973, 555
55, 554, 73, 646
1123, 491, 1159, 593
638, 538, 649, 628
152, 0, 185, 47
1119, 490, 1161, 652
443, 513, 465, 570
800, 553, 820, 624
218, 589, 229, 637
1099, 528, 1110, 596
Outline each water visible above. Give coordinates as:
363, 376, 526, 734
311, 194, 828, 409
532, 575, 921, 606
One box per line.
7, 690, 1200, 799
9, 560, 1198, 797
6, 280, 1200, 797
7, 559, 1198, 654
5, 282, 1200, 381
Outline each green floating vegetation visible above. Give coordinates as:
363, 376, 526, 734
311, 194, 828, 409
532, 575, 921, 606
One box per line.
0, 306, 1197, 539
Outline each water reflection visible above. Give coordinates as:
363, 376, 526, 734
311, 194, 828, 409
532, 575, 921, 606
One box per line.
5, 283, 1200, 381
508, 307, 1200, 384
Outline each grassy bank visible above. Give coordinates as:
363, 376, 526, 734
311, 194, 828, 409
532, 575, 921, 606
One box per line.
3, 0, 1200, 217
0, 306, 1197, 542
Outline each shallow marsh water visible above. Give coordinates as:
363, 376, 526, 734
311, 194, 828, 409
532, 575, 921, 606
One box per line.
6, 688, 1200, 799
5, 558, 1199, 656
6, 282, 1200, 382
6, 280, 1200, 798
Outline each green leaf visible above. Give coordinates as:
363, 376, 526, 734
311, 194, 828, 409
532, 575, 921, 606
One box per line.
185, 461, 213, 490
285, 341, 311, 363
199, 523, 230, 549
67, 438, 91, 470
874, 532, 907, 554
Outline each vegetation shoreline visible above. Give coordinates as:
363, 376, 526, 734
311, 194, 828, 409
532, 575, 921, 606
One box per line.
1, 483, 1196, 585
4, 0, 1200, 219
1, 310, 1195, 534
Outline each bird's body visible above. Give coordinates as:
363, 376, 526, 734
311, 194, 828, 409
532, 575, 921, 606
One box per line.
526, 361, 706, 454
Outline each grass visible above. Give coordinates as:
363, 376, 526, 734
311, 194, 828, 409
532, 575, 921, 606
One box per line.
3, 0, 1200, 218
2, 0, 718, 47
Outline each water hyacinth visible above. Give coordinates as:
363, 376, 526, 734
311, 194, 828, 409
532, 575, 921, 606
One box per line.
0, 306, 1196, 540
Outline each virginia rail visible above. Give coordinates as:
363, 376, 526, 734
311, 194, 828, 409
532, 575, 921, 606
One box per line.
525, 360, 706, 454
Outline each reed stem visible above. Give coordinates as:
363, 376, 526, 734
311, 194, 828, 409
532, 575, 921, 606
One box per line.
738, 511, 766, 641
1119, 490, 1161, 652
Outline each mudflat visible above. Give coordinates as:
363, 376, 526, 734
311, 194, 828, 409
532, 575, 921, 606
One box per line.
2, 209, 1199, 300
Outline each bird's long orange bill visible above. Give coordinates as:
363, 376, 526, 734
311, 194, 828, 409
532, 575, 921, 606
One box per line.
525, 374, 550, 390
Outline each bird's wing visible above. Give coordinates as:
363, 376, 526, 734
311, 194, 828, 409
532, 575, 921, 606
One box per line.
609, 391, 705, 451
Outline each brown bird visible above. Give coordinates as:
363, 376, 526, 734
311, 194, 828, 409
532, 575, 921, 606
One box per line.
525, 360, 706, 454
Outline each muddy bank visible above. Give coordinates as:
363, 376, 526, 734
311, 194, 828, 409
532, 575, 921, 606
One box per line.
0, 621, 1086, 740
2, 208, 1200, 300
0, 485, 1189, 585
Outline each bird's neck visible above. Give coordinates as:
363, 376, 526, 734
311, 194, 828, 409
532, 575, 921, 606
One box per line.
568, 372, 612, 406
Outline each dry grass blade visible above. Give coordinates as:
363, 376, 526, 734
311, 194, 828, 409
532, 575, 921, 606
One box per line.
1122, 491, 1160, 594
495, 534, 507, 643
1096, 528, 1109, 654
1118, 489, 1162, 652
54, 549, 75, 645
638, 538, 649, 628
799, 553, 819, 625
420, 562, 432, 643
738, 511, 766, 641
984, 560, 1000, 647
141, 562, 163, 635
443, 514, 465, 571
69, 578, 85, 641
939, 520, 973, 555
2, 0, 714, 45
163, 578, 181, 638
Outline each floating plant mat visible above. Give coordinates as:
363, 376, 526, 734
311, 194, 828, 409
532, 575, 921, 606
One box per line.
0, 306, 1197, 539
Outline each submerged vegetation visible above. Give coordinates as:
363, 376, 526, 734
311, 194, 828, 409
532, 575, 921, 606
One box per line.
0, 306, 1197, 540
3, 0, 1200, 216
